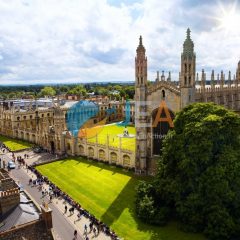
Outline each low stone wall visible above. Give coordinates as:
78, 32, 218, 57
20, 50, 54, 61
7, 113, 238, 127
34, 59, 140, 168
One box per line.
65, 138, 136, 168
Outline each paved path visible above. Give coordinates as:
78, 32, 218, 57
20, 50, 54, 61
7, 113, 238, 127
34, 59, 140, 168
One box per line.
2, 151, 112, 240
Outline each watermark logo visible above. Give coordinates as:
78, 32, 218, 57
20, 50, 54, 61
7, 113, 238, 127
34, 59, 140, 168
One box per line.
152, 100, 174, 128
135, 100, 174, 128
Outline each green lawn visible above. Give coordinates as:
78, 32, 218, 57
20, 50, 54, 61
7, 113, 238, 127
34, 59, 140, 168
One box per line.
0, 135, 33, 151
36, 158, 206, 240
87, 124, 136, 151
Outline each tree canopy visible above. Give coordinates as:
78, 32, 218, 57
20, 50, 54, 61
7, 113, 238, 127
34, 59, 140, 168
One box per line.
136, 103, 240, 240
67, 85, 87, 96
39, 86, 56, 97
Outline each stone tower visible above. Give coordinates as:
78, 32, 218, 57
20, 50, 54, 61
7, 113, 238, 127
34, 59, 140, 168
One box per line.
237, 60, 240, 84
180, 28, 196, 108
53, 105, 66, 153
135, 36, 148, 173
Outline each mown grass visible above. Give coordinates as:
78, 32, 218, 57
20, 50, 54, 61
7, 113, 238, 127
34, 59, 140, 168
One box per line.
87, 124, 136, 151
0, 135, 33, 151
37, 157, 206, 240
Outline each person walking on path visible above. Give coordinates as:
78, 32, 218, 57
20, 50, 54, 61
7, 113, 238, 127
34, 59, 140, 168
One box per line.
84, 224, 88, 235
73, 229, 77, 239
93, 227, 97, 237
64, 205, 68, 214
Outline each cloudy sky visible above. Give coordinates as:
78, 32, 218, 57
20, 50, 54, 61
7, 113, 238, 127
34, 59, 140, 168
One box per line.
0, 0, 240, 85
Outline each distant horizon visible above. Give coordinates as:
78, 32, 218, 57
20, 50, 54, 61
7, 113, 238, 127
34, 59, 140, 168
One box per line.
0, 0, 240, 84
0, 80, 135, 87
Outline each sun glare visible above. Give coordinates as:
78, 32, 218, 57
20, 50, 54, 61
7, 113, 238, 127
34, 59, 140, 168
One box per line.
215, 1, 240, 33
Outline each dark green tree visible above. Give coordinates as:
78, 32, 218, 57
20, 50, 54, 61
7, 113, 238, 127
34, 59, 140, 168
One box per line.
136, 103, 240, 239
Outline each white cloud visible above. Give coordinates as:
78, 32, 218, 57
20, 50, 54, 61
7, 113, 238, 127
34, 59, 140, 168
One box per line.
0, 0, 239, 84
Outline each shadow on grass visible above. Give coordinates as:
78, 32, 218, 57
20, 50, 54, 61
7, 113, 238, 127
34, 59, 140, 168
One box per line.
100, 177, 165, 240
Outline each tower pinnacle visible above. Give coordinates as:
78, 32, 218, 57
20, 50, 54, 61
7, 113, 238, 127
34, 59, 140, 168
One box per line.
187, 28, 191, 39
182, 28, 194, 56
136, 35, 145, 54
139, 35, 143, 46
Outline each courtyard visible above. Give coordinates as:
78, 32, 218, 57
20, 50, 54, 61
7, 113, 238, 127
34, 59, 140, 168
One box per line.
36, 157, 205, 240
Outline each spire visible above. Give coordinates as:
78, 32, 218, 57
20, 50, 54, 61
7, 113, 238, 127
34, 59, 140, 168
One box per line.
211, 70, 215, 86
228, 71, 231, 86
167, 71, 171, 81
201, 69, 206, 87
161, 71, 165, 81
220, 70, 224, 87
139, 35, 143, 46
196, 72, 199, 83
182, 28, 194, 57
136, 35, 145, 53
156, 71, 159, 82
187, 28, 191, 39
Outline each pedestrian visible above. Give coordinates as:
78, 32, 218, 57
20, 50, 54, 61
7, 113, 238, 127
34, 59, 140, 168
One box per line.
74, 229, 77, 239
84, 224, 87, 234
89, 222, 93, 232
93, 227, 96, 237
64, 205, 67, 214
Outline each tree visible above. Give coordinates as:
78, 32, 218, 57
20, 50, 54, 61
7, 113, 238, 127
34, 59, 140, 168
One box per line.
136, 103, 240, 239
39, 86, 56, 97
67, 85, 87, 96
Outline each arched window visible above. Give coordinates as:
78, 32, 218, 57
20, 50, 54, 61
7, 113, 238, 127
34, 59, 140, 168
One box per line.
185, 63, 187, 73
79, 145, 84, 154
189, 76, 191, 84
162, 90, 165, 99
99, 149, 105, 160
67, 143, 71, 151
110, 152, 117, 163
88, 147, 94, 157
184, 76, 187, 85
123, 155, 130, 166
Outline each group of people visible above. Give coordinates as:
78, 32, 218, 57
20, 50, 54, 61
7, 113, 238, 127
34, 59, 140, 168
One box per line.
0, 142, 10, 153
27, 165, 120, 240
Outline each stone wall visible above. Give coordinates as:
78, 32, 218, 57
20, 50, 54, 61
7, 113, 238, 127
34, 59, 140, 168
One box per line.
0, 188, 20, 214
0, 169, 20, 215
0, 219, 54, 240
